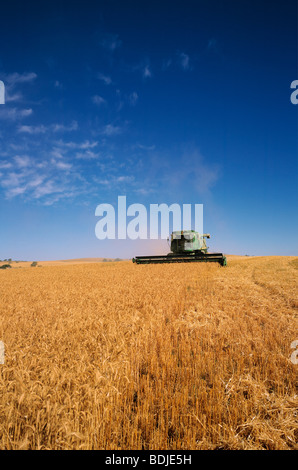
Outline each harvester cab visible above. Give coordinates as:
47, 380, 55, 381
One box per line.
133, 231, 227, 266
170, 230, 210, 254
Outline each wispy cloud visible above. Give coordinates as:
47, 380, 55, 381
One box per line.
101, 124, 122, 136
162, 58, 172, 71
133, 143, 155, 151
1, 165, 46, 199
0, 161, 12, 170
162, 52, 192, 72
4, 72, 37, 88
0, 129, 130, 205
51, 147, 65, 159
5, 92, 23, 103
100, 33, 122, 51
93, 174, 134, 187
51, 159, 72, 171
55, 139, 98, 150
205, 38, 224, 60
116, 175, 134, 183
0, 107, 33, 121
18, 120, 78, 134
97, 72, 112, 85
0, 72, 37, 116
51, 121, 78, 132
207, 38, 218, 52
92, 95, 106, 106
143, 65, 152, 78
134, 146, 221, 198
14, 155, 32, 168
133, 60, 152, 79
18, 124, 46, 134
75, 150, 101, 160
128, 91, 138, 106
32, 180, 68, 200
178, 52, 191, 70
78, 140, 98, 149
54, 80, 63, 89
0, 151, 80, 203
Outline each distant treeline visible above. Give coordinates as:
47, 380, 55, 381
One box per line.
103, 258, 122, 262
0, 259, 27, 263
0, 260, 38, 269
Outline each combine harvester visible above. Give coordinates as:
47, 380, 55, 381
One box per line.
132, 231, 227, 266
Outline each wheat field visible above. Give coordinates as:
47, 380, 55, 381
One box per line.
0, 256, 297, 450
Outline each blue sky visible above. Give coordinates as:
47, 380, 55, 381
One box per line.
0, 0, 297, 260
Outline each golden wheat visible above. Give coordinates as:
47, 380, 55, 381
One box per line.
0, 256, 297, 449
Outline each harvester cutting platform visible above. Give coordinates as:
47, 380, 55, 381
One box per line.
132, 231, 227, 266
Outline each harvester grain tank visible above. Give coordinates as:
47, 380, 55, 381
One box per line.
132, 231, 227, 266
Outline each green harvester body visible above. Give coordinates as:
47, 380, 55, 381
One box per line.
132, 231, 227, 266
